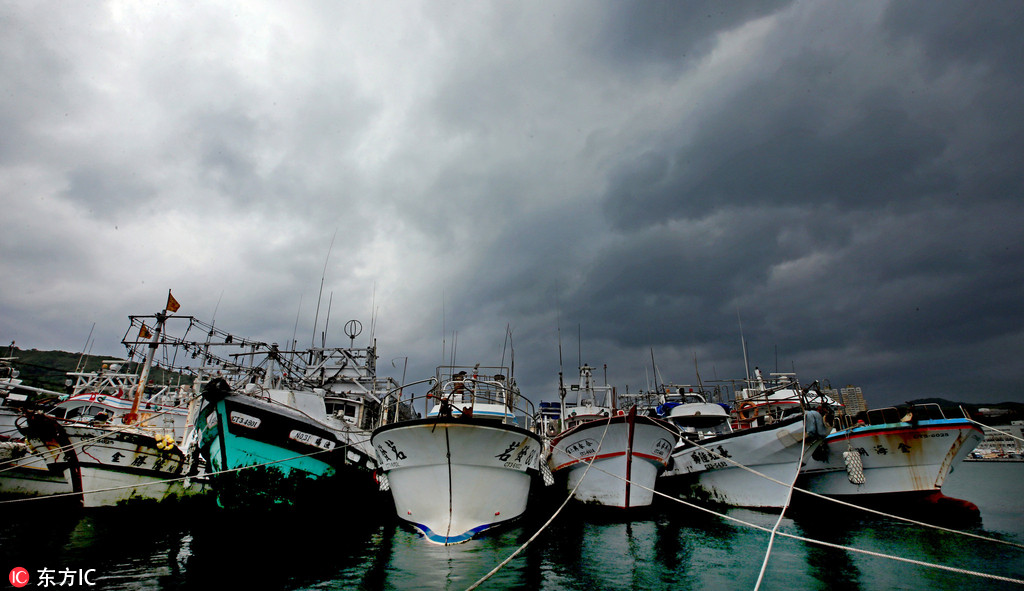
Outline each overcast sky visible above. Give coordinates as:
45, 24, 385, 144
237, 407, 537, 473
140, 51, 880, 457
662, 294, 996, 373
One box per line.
2, 1, 1022, 408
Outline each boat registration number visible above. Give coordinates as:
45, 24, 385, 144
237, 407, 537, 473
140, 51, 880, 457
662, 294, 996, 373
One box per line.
290, 430, 335, 450
229, 412, 261, 429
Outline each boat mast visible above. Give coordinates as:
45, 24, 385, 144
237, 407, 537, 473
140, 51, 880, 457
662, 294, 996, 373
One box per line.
128, 315, 165, 424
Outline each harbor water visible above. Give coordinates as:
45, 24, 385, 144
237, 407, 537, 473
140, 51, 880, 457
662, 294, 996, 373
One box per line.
1, 462, 1021, 590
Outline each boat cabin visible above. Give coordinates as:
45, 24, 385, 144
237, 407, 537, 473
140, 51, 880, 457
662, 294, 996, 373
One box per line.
427, 365, 520, 423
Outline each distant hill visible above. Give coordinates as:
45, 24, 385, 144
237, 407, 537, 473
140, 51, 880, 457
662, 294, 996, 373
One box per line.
4, 347, 185, 401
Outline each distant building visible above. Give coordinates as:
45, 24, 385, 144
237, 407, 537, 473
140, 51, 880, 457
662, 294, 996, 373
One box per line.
839, 385, 868, 415
972, 421, 1024, 458
977, 407, 1012, 417
822, 386, 841, 404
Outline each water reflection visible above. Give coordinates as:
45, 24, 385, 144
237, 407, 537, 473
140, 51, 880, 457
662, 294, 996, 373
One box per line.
0, 463, 1019, 591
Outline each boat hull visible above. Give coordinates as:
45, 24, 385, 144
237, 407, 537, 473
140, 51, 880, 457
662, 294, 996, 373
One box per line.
372, 419, 542, 544
798, 419, 984, 496
547, 415, 677, 508
660, 413, 821, 508
16, 413, 197, 507
0, 440, 71, 498
197, 392, 376, 507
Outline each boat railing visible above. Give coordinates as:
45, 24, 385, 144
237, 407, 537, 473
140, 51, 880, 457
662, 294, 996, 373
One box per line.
856, 403, 948, 427
909, 403, 946, 420
374, 376, 538, 431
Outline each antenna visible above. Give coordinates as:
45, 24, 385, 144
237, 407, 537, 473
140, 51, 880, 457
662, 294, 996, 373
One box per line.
507, 328, 515, 378
694, 352, 705, 394
75, 323, 95, 373
211, 290, 224, 326
370, 281, 377, 342
344, 319, 362, 348
501, 323, 511, 369
577, 324, 582, 370
322, 292, 333, 348
290, 293, 303, 365
649, 347, 659, 390
441, 290, 446, 367
312, 229, 338, 347
557, 307, 565, 409
738, 309, 750, 382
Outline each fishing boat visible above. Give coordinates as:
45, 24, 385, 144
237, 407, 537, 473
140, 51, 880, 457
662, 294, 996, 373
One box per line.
196, 321, 393, 508
657, 373, 833, 508
372, 365, 543, 544
9, 296, 206, 506
16, 409, 196, 507
0, 361, 193, 500
798, 402, 985, 499
545, 364, 679, 508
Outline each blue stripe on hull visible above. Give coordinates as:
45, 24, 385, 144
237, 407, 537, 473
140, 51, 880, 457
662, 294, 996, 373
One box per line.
414, 522, 496, 545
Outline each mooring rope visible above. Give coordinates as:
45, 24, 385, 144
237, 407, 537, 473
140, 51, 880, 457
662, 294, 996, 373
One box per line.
960, 410, 1024, 445
3, 407, 1020, 588
567, 460, 1024, 587
465, 415, 615, 591
753, 412, 811, 591
675, 428, 1024, 550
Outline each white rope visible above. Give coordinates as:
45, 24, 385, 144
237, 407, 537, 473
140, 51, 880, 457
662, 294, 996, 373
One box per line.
753, 413, 811, 591
465, 415, 616, 591
513, 422, 1024, 585
678, 429, 1024, 550
961, 411, 1024, 444
621, 472, 1024, 586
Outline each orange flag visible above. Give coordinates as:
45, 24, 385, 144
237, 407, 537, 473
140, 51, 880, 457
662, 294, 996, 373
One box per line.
166, 291, 181, 313
139, 324, 152, 339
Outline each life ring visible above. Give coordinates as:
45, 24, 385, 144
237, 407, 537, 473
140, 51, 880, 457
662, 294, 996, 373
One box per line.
736, 401, 758, 421
615, 409, 625, 416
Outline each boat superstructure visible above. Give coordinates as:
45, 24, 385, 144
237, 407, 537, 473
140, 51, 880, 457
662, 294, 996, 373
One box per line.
196, 320, 394, 508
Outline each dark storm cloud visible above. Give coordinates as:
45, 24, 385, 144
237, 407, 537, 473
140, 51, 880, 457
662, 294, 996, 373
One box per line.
569, 0, 1024, 403
604, 79, 952, 229
883, 0, 1024, 79
1, 1, 1022, 408
594, 0, 794, 69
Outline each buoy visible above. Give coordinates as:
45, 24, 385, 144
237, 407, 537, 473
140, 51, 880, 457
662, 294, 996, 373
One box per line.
737, 401, 758, 421
843, 449, 866, 484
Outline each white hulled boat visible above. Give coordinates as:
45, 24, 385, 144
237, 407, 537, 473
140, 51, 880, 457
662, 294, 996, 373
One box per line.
546, 364, 679, 508
372, 365, 543, 544
798, 402, 984, 498
10, 294, 205, 506
1, 360, 196, 500
657, 374, 833, 508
